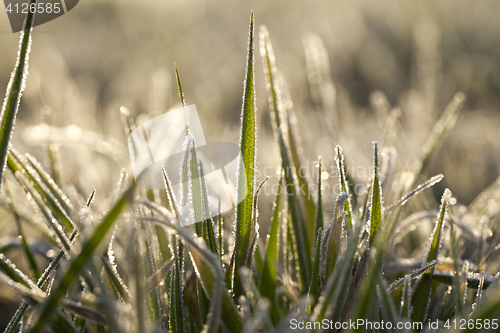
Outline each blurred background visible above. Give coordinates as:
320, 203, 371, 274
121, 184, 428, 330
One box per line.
0, 0, 500, 325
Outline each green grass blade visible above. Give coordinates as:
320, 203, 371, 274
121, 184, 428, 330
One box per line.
426, 189, 452, 265
377, 273, 398, 331
278, 131, 312, 291
9, 151, 75, 232
30, 185, 134, 333
260, 26, 311, 290
322, 193, 348, 279
169, 236, 187, 333
412, 188, 452, 323
60, 300, 108, 326
26, 154, 73, 216
280, 75, 316, 244
5, 187, 41, 279
13, 170, 72, 252
0, 1, 36, 188
466, 286, 500, 332
0, 253, 36, 289
449, 219, 464, 316
174, 64, 187, 107
340, 249, 369, 322
413, 92, 465, 184
307, 227, 322, 308
233, 12, 256, 299
335, 146, 353, 230
144, 257, 174, 294
369, 141, 383, 245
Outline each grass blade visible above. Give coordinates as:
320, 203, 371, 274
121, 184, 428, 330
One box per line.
169, 235, 186, 333
9, 151, 75, 232
377, 273, 398, 331
260, 26, 312, 291
139, 202, 243, 332
280, 75, 316, 244
260, 176, 282, 321
335, 146, 353, 230
312, 221, 361, 322
307, 227, 322, 308
30, 185, 134, 332
369, 142, 383, 245
413, 92, 465, 184
5, 187, 41, 279
144, 258, 174, 294
100, 255, 130, 301
0, 253, 37, 290
13, 170, 72, 252
386, 174, 444, 211
0, 1, 36, 187
411, 188, 452, 323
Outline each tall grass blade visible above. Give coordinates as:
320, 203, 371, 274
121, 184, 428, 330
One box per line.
322, 192, 348, 280
0, 1, 36, 187
412, 188, 452, 323
198, 162, 218, 256
233, 12, 257, 299
314, 157, 323, 234
369, 141, 383, 245
101, 255, 130, 301
5, 187, 41, 279
335, 146, 353, 230
30, 185, 134, 332
260, 176, 282, 321
3, 228, 78, 333
303, 33, 338, 138
386, 174, 444, 211
449, 218, 464, 316
312, 221, 361, 322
